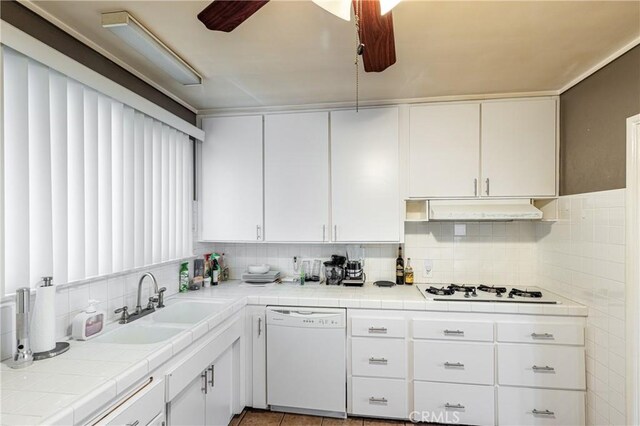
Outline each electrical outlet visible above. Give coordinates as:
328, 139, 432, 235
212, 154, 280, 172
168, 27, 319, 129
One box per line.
423, 259, 433, 278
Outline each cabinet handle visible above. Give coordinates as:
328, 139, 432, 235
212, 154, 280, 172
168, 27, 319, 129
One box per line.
485, 178, 490, 196
444, 362, 465, 368
368, 357, 388, 364
258, 317, 262, 337
322, 225, 326, 242
532, 365, 555, 372
532, 409, 555, 416
208, 365, 215, 387
368, 327, 388, 334
531, 332, 554, 339
445, 403, 465, 410
201, 371, 208, 394
474, 178, 478, 197
126, 421, 140, 426
334, 225, 337, 241
256, 225, 261, 240
369, 397, 388, 404
443, 329, 464, 336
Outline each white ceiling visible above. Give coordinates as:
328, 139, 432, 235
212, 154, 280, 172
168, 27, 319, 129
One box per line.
31, 0, 640, 112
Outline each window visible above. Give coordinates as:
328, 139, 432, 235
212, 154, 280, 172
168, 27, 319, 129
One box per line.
2, 47, 193, 295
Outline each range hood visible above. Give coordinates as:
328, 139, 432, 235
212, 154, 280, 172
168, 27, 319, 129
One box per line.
428, 199, 543, 221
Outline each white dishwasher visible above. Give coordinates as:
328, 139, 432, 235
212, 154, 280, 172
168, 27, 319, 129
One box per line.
266, 306, 346, 418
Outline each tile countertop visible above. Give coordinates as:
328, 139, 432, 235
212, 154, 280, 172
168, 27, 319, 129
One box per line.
0, 281, 586, 425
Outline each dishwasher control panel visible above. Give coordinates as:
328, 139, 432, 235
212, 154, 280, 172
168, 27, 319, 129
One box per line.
266, 306, 346, 328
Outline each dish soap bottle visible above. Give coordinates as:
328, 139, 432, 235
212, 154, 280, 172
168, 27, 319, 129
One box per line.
71, 300, 105, 340
404, 258, 414, 285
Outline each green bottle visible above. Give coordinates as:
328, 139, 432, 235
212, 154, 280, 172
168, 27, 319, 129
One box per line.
179, 262, 189, 292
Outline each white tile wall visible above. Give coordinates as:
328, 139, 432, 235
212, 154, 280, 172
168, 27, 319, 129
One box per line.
537, 189, 626, 426
0, 261, 186, 360
196, 220, 539, 286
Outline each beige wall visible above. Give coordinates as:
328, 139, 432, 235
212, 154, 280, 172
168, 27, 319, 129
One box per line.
560, 45, 640, 195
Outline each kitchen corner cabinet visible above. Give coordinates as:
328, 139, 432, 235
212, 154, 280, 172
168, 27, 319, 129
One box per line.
481, 98, 557, 198
168, 345, 234, 426
201, 116, 263, 242
331, 107, 400, 242
264, 112, 330, 242
408, 98, 557, 199
409, 103, 480, 198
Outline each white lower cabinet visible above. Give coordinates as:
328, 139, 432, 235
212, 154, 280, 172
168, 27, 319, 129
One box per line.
498, 387, 585, 426
497, 344, 585, 390
413, 341, 494, 385
413, 382, 494, 426
97, 378, 164, 426
169, 345, 234, 426
351, 338, 406, 379
351, 377, 407, 419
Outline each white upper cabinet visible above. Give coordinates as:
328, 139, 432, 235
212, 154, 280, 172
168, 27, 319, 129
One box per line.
481, 98, 557, 198
409, 103, 480, 198
331, 107, 400, 242
264, 112, 329, 242
201, 116, 263, 242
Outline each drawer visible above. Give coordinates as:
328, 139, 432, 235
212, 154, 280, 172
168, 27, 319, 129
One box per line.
498, 387, 585, 426
497, 345, 585, 390
352, 338, 406, 379
98, 378, 164, 425
413, 381, 495, 426
414, 341, 494, 385
352, 317, 405, 338
351, 377, 407, 419
413, 319, 494, 342
497, 323, 584, 345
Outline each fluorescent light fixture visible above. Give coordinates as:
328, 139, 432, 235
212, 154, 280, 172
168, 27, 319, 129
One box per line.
102, 11, 202, 86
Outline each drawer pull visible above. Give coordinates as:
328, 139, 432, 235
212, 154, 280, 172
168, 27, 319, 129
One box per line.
532, 365, 555, 372
444, 362, 465, 368
531, 332, 554, 339
368, 327, 388, 334
369, 397, 388, 404
368, 357, 388, 364
532, 409, 555, 416
443, 329, 464, 336
444, 403, 465, 410
126, 421, 140, 426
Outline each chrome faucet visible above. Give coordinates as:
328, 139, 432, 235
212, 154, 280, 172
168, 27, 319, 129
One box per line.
135, 272, 166, 315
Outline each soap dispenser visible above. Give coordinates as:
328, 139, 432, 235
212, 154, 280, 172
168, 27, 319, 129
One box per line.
71, 300, 105, 341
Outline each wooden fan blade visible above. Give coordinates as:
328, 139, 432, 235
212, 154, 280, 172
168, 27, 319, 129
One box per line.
198, 0, 269, 32
354, 0, 397, 72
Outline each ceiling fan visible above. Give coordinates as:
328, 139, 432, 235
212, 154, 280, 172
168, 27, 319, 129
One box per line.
197, 0, 399, 72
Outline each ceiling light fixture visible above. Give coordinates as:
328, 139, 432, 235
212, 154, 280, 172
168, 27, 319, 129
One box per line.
313, 0, 401, 21
102, 11, 202, 86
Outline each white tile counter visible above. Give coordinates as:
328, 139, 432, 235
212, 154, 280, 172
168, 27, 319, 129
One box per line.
0, 281, 585, 425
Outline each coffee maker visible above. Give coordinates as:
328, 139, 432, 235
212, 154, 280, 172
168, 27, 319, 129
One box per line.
343, 246, 365, 286
323, 255, 346, 285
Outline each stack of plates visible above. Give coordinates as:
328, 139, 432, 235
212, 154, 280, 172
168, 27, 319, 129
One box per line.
242, 270, 281, 284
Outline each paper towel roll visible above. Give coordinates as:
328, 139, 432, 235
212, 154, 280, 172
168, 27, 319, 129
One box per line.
31, 285, 56, 353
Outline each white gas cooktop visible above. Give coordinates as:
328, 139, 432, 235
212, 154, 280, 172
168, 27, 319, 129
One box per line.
416, 283, 560, 304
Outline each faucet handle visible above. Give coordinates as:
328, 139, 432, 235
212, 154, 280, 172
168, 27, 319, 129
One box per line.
157, 287, 166, 308
147, 297, 158, 310
114, 306, 129, 324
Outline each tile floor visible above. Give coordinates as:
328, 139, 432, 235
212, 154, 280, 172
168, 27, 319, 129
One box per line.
230, 409, 422, 426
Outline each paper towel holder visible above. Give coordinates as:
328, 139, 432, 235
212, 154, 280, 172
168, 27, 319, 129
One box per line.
32, 276, 70, 361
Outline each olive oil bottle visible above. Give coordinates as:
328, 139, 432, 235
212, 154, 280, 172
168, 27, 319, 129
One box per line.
405, 258, 414, 285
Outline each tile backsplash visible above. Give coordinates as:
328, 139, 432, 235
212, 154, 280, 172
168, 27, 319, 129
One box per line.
0, 260, 185, 361
537, 189, 626, 426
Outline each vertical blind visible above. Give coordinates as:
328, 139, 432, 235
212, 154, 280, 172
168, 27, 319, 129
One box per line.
3, 47, 193, 295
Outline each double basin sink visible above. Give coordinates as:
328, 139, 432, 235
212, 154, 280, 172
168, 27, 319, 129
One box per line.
94, 299, 230, 345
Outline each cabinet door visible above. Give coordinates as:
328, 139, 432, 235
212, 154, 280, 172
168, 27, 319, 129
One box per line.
168, 373, 206, 426
206, 347, 233, 426
147, 413, 165, 426
264, 112, 329, 242
201, 116, 263, 241
481, 99, 557, 197
331, 107, 400, 242
409, 103, 480, 198
251, 313, 267, 409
